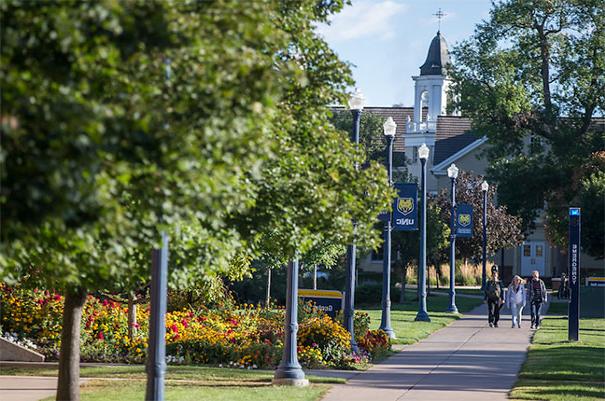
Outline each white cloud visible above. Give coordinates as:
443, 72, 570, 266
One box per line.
316, 0, 407, 42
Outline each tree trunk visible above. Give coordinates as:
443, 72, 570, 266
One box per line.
313, 265, 317, 290
56, 288, 87, 401
436, 265, 441, 289
127, 292, 137, 340
399, 259, 407, 304
265, 268, 271, 306
427, 264, 431, 296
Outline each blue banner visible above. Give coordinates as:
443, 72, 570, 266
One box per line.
456, 203, 473, 238
392, 183, 418, 231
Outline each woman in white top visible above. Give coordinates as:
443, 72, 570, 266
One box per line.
506, 275, 526, 328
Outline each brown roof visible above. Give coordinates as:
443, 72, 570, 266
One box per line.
433, 116, 480, 165
361, 107, 413, 152
331, 107, 480, 161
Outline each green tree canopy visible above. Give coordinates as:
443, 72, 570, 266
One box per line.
1, 1, 391, 399
449, 0, 605, 258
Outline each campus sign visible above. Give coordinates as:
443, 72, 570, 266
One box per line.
298, 289, 343, 318
392, 183, 418, 231
455, 203, 473, 238
568, 207, 581, 341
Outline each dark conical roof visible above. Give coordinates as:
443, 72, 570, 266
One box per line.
420, 31, 449, 76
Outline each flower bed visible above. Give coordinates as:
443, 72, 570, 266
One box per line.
0, 285, 390, 369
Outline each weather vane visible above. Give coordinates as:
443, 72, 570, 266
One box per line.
433, 8, 447, 32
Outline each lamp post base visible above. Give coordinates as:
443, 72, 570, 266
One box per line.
272, 378, 309, 387
447, 305, 459, 313
273, 364, 308, 387
380, 327, 396, 339
415, 311, 431, 322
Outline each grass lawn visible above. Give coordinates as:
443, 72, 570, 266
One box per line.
510, 316, 605, 401
359, 292, 483, 345
1, 364, 344, 383
2, 365, 340, 401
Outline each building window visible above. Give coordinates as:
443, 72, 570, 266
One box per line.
536, 245, 543, 257
523, 245, 531, 257
412, 146, 418, 163
530, 134, 542, 154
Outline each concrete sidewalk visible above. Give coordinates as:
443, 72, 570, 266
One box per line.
322, 303, 538, 401
0, 376, 89, 401
0, 376, 58, 401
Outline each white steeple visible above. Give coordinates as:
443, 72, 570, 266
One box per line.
410, 31, 451, 131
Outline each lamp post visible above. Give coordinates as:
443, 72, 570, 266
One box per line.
415, 143, 431, 322
380, 117, 396, 338
273, 259, 309, 386
344, 89, 364, 352
481, 180, 489, 290
447, 163, 459, 313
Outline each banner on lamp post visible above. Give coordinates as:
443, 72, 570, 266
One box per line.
392, 183, 418, 231
455, 203, 473, 238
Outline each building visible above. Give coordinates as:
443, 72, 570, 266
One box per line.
356, 31, 603, 283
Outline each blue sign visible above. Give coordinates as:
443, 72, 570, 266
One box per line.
392, 183, 418, 231
568, 207, 581, 341
298, 290, 343, 318
455, 203, 473, 238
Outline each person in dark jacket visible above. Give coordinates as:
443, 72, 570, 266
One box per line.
484, 266, 505, 327
528, 270, 547, 329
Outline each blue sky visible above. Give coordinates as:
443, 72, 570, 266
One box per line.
316, 0, 493, 106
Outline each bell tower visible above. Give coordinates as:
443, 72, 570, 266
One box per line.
412, 31, 450, 127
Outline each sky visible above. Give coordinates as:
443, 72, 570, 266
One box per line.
316, 0, 493, 107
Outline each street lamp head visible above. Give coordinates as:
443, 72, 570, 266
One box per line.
418, 143, 430, 160
348, 88, 365, 110
383, 117, 397, 137
481, 181, 489, 192
447, 163, 459, 179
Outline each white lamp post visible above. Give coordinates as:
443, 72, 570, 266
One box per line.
481, 180, 489, 289
415, 143, 431, 322
380, 116, 396, 338
447, 163, 459, 313
344, 89, 365, 352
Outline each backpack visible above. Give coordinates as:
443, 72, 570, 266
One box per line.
486, 281, 501, 301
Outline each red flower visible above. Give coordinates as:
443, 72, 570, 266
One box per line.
53, 294, 62, 301
181, 319, 189, 328
171, 324, 178, 333
98, 332, 105, 340
102, 299, 109, 307
133, 323, 140, 329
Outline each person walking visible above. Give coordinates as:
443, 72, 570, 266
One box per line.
528, 270, 547, 329
484, 266, 504, 327
506, 275, 526, 328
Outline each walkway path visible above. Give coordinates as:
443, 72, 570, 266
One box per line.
0, 376, 59, 401
322, 303, 541, 401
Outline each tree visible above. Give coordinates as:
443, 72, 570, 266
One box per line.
2, 1, 392, 400
449, 0, 605, 258
434, 171, 524, 264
